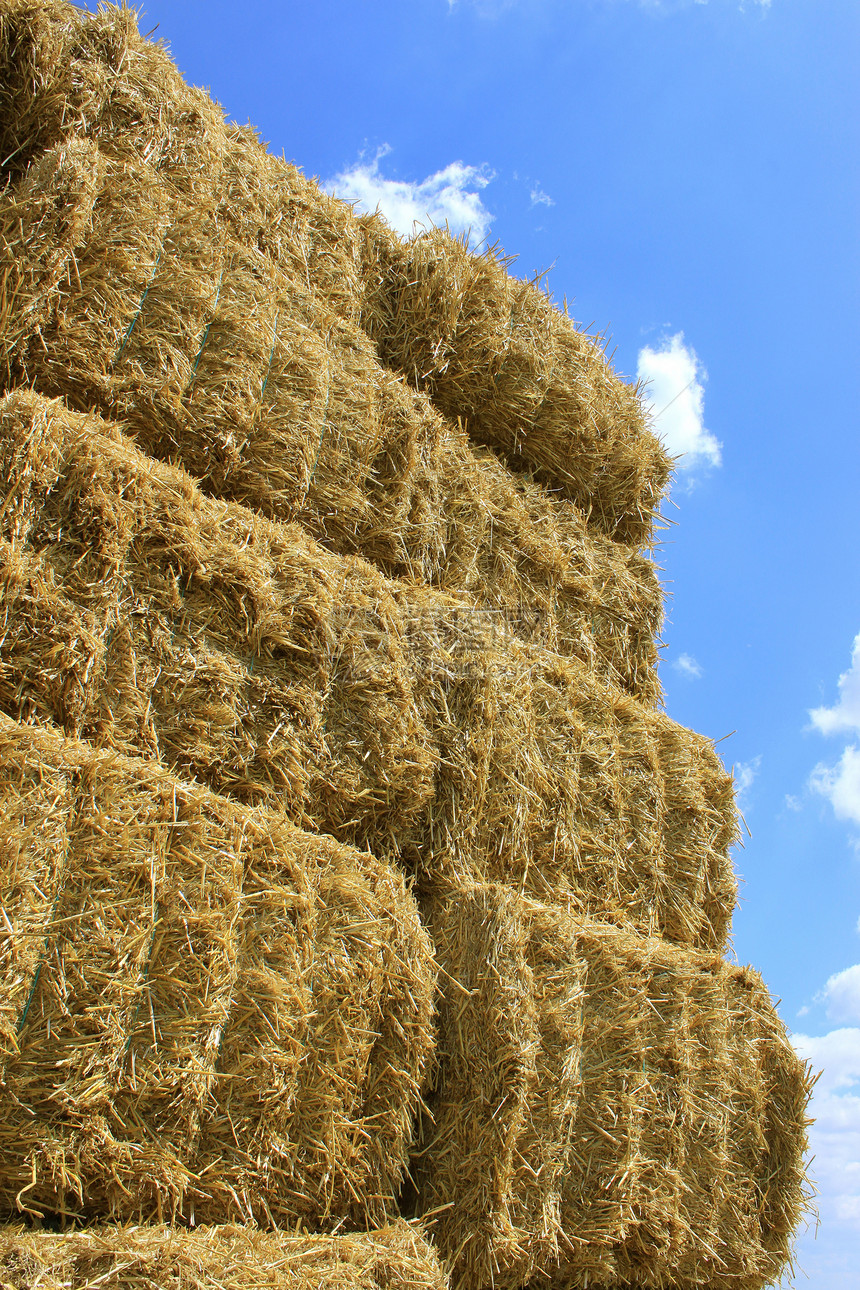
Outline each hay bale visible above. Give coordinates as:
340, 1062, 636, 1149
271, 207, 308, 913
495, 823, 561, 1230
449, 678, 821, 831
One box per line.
402, 595, 737, 950
0, 715, 437, 1227
0, 0, 226, 195
0, 389, 436, 850
391, 429, 664, 704
0, 137, 103, 379
0, 1221, 448, 1290
2, 145, 661, 694
416, 881, 812, 1290
0, 0, 362, 319
359, 219, 672, 547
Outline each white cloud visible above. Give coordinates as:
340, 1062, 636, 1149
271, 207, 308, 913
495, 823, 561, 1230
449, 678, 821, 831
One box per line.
810, 746, 860, 828
733, 755, 761, 809
637, 333, 722, 471
810, 633, 860, 737
792, 1028, 860, 1241
817, 966, 860, 1027
326, 145, 494, 244
672, 652, 702, 678
530, 183, 554, 207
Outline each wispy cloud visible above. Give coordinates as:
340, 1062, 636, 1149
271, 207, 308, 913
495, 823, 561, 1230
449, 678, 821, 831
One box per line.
325, 145, 494, 243
733, 755, 761, 810
672, 652, 703, 678
529, 183, 554, 207
637, 333, 722, 472
808, 634, 860, 835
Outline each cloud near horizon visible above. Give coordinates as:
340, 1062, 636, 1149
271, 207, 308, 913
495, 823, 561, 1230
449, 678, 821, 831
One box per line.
325, 145, 494, 244
637, 333, 722, 472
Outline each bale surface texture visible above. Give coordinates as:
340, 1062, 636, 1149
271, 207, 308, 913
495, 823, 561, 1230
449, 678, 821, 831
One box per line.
0, 1222, 447, 1290
0, 389, 437, 851
0, 392, 734, 948
416, 882, 811, 1290
0, 716, 436, 1227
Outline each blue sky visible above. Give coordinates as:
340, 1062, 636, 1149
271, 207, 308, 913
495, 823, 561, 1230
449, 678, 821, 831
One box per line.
111, 0, 857, 1280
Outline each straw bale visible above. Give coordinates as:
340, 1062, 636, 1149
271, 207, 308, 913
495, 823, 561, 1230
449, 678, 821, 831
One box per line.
0, 392, 730, 946
0, 137, 445, 572
223, 122, 366, 326
401, 596, 737, 949
416, 882, 812, 1290
0, 0, 361, 318
397, 431, 664, 703
3, 148, 661, 695
359, 218, 672, 547
0, 715, 437, 1226
0, 1221, 448, 1290
0, 390, 436, 849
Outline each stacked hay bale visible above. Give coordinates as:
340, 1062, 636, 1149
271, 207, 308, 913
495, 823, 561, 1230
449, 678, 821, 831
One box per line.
0, 4, 811, 1290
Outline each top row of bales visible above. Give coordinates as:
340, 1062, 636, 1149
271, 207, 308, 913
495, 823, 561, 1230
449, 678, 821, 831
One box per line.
0, 0, 671, 553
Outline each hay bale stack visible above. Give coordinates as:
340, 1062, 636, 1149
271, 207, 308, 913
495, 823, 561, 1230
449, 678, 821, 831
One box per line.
0, 389, 437, 850
0, 144, 664, 701
0, 6, 812, 1286
0, 391, 733, 947
0, 715, 437, 1227
416, 882, 812, 1290
0, 0, 666, 700
359, 220, 671, 547
0, 1222, 448, 1290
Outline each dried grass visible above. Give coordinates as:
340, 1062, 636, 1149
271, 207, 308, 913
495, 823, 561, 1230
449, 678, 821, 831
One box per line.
0, 389, 437, 851
0, 1221, 448, 1290
416, 881, 813, 1290
0, 715, 437, 1227
359, 219, 671, 547
1, 392, 733, 947
0, 8, 813, 1282
402, 590, 738, 950
1, 1, 666, 702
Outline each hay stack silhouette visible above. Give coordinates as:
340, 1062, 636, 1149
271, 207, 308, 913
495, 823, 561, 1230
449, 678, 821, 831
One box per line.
0, 3, 811, 1288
